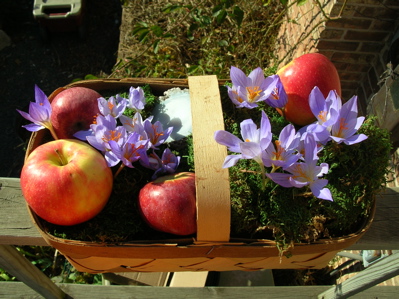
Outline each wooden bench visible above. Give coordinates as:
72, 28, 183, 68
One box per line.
1, 177, 399, 298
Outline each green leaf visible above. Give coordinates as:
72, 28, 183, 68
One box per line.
232, 6, 244, 27
212, 4, 224, 14
215, 9, 228, 25
84, 74, 98, 80
162, 33, 176, 39
138, 29, 150, 42
162, 4, 183, 13
153, 39, 160, 54
222, 0, 235, 9
150, 25, 164, 37
218, 40, 229, 47
132, 26, 148, 36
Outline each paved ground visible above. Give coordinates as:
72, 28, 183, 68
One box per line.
0, 0, 122, 177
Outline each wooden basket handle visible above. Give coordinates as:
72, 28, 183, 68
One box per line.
188, 76, 231, 243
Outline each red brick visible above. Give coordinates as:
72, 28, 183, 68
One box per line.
340, 71, 364, 81
359, 42, 385, 53
347, 63, 372, 72
344, 30, 389, 41
330, 4, 356, 18
346, 0, 389, 5
332, 52, 376, 64
341, 80, 360, 90
317, 40, 359, 51
320, 29, 345, 40
327, 18, 372, 30
384, 0, 399, 7
371, 19, 398, 31
332, 61, 350, 71
354, 6, 399, 20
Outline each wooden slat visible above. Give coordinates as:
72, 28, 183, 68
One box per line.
0, 245, 65, 299
188, 75, 231, 243
349, 188, 399, 250
1, 282, 399, 298
1, 177, 399, 249
0, 178, 47, 246
318, 252, 399, 299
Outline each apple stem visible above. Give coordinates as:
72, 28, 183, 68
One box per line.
114, 164, 125, 179
54, 148, 68, 166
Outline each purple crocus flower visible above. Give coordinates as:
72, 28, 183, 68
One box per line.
127, 86, 146, 112
263, 124, 301, 170
298, 123, 331, 146
143, 119, 173, 148
309, 87, 340, 130
264, 75, 288, 109
214, 110, 272, 168
17, 85, 58, 139
140, 148, 180, 179
108, 132, 149, 168
267, 134, 333, 201
227, 67, 276, 109
330, 95, 368, 145
98, 95, 127, 118
86, 114, 127, 166
119, 112, 152, 137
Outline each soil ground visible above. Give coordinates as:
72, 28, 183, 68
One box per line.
0, 0, 122, 177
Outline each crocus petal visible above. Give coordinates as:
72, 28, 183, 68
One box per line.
266, 172, 293, 188
214, 130, 243, 153
240, 141, 262, 161
248, 67, 265, 87
310, 179, 333, 201
240, 119, 259, 143
309, 87, 326, 122
22, 123, 45, 132
222, 154, 243, 168
73, 130, 93, 140
230, 66, 250, 88
105, 151, 121, 167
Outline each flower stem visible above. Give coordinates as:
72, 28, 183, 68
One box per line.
258, 162, 269, 190
114, 164, 125, 179
47, 124, 59, 140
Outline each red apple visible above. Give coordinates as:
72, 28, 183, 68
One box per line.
138, 172, 196, 236
50, 87, 102, 139
21, 139, 113, 226
277, 53, 341, 126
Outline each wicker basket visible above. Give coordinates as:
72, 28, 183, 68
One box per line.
25, 76, 374, 273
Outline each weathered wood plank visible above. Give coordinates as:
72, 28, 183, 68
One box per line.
318, 251, 399, 299
0, 178, 47, 246
349, 188, 399, 250
1, 282, 399, 299
1, 177, 399, 249
0, 245, 65, 299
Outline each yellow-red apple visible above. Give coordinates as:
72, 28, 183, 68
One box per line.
138, 172, 196, 236
21, 139, 113, 226
277, 53, 341, 126
50, 87, 102, 139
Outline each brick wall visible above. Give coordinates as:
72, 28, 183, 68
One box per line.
273, 0, 399, 116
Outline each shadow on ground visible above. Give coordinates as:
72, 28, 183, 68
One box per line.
0, 0, 122, 177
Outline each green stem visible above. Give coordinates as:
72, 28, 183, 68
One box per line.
47, 124, 59, 140
114, 164, 125, 179
259, 162, 269, 190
